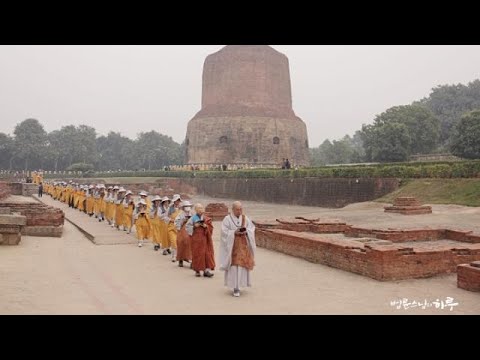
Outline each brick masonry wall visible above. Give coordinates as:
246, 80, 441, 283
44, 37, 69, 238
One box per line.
457, 262, 480, 292
0, 203, 64, 227
256, 220, 480, 280
186, 116, 310, 166
22, 183, 38, 196
7, 182, 23, 195
0, 182, 10, 201
180, 177, 399, 208
205, 203, 228, 221
5, 183, 38, 196
186, 45, 310, 166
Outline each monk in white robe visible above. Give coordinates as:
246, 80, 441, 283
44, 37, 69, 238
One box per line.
219, 201, 256, 297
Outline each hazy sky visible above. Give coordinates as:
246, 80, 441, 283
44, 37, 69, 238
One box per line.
0, 45, 479, 147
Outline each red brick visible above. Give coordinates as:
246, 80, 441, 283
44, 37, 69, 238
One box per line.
385, 197, 432, 215
457, 263, 480, 291
256, 227, 480, 281
205, 203, 228, 221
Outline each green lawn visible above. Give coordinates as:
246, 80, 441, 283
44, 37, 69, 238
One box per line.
377, 179, 480, 207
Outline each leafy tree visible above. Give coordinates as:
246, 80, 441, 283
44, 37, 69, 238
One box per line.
361, 105, 439, 162
134, 131, 183, 170
74, 125, 97, 165
450, 110, 480, 159
361, 122, 411, 162
96, 132, 134, 171
13, 119, 47, 170
0, 133, 14, 169
418, 79, 480, 144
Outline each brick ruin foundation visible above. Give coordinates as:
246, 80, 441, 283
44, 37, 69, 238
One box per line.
254, 217, 480, 281
0, 208, 27, 245
0, 182, 11, 201
384, 197, 432, 215
0, 200, 64, 238
457, 261, 480, 292
205, 203, 228, 221
7, 182, 38, 196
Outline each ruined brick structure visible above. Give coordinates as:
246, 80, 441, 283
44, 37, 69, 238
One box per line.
0, 201, 64, 237
0, 182, 10, 201
205, 203, 228, 221
254, 218, 480, 281
384, 197, 432, 215
0, 211, 27, 245
457, 261, 480, 292
7, 182, 38, 196
185, 45, 310, 166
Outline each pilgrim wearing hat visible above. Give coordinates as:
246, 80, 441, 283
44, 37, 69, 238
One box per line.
114, 187, 127, 230
158, 196, 171, 255
109, 186, 119, 227
135, 199, 151, 247
174, 200, 194, 267
105, 186, 115, 225
86, 185, 95, 216
97, 184, 106, 222
122, 190, 135, 234
164, 194, 182, 262
150, 195, 163, 251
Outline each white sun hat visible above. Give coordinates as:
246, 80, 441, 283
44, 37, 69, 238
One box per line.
181, 200, 193, 208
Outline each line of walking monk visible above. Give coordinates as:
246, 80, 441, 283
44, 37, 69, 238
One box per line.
43, 181, 256, 297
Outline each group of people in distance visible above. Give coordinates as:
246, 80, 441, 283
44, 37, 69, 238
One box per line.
42, 181, 256, 297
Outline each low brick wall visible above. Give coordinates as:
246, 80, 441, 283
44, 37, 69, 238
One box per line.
22, 183, 38, 196
205, 203, 228, 221
6, 182, 38, 196
384, 197, 432, 215
273, 218, 350, 233
256, 228, 480, 281
254, 218, 480, 280
457, 261, 480, 292
0, 213, 27, 245
0, 202, 64, 237
0, 182, 11, 201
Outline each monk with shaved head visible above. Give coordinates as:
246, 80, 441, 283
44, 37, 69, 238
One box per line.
186, 203, 215, 278
219, 201, 256, 297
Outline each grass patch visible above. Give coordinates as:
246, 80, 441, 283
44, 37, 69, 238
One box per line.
377, 179, 480, 207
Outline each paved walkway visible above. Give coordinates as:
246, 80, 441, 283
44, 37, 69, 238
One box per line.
0, 195, 478, 314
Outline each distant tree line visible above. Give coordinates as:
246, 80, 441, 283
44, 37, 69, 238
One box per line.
2, 79, 480, 171
0, 119, 184, 171
310, 79, 480, 164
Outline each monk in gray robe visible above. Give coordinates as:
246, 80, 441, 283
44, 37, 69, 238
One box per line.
219, 201, 256, 297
